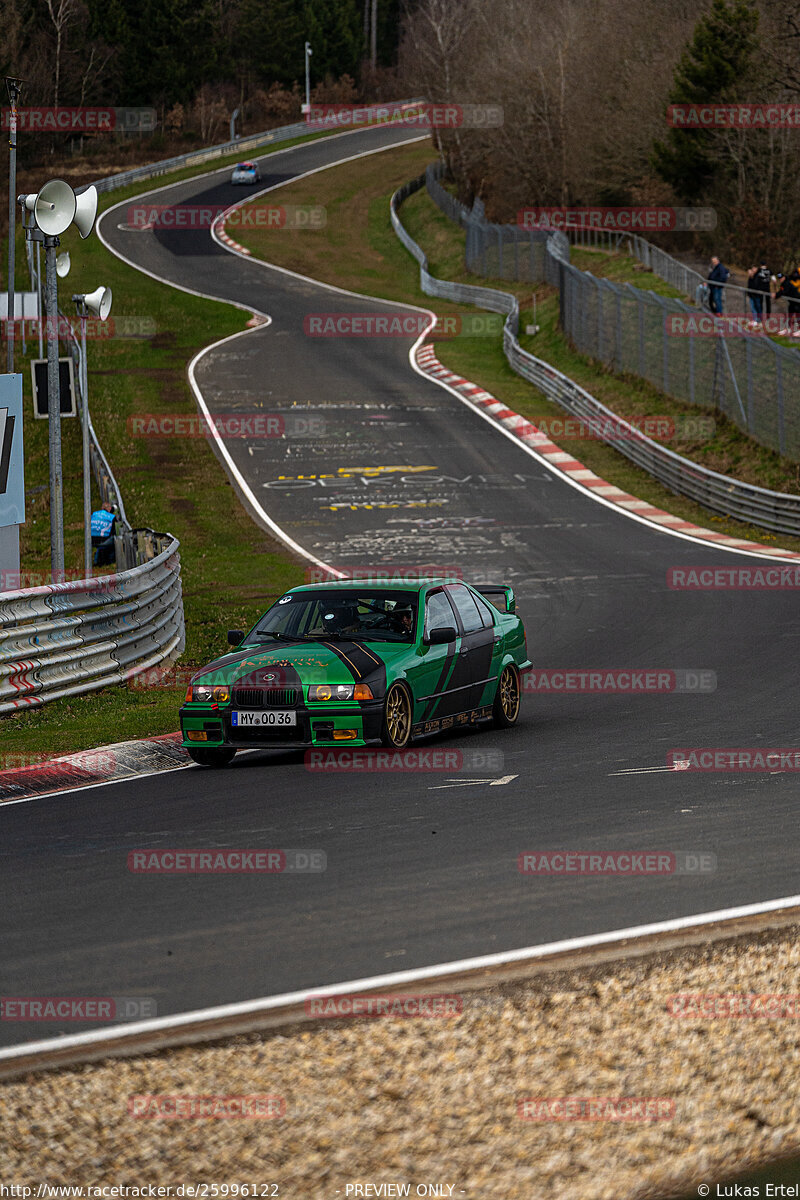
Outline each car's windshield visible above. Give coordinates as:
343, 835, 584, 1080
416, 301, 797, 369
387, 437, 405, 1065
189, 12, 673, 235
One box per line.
236, 163, 253, 170
248, 590, 418, 642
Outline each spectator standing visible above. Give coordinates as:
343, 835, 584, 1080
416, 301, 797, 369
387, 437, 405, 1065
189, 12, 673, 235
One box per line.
775, 271, 800, 338
91, 500, 117, 566
707, 255, 730, 314
750, 262, 771, 326
744, 266, 760, 327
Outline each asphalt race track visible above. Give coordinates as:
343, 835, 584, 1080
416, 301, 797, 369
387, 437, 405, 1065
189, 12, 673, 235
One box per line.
1, 123, 797, 1048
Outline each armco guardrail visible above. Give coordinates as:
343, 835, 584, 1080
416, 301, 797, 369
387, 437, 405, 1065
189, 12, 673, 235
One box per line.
0, 533, 184, 713
392, 171, 800, 538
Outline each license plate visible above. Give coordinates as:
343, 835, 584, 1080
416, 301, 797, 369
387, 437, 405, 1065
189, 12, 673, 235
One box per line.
231, 710, 296, 727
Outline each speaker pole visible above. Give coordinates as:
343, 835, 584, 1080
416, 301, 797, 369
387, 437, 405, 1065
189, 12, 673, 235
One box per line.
6, 78, 23, 373
44, 235, 64, 582
78, 302, 91, 578
36, 240, 43, 357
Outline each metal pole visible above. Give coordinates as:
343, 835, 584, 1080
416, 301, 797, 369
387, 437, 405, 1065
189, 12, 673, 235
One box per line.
305, 43, 312, 111
44, 237, 64, 582
36, 240, 43, 358
80, 309, 91, 577
370, 0, 377, 71
6, 80, 21, 372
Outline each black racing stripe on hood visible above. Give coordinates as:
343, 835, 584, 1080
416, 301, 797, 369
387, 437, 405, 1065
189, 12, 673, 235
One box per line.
323, 642, 388, 695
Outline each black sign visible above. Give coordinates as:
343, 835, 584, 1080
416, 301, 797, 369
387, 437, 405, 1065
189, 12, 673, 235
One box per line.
0, 409, 15, 494
30, 357, 77, 418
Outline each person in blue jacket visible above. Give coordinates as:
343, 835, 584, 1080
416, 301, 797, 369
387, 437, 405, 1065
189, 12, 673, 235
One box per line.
707, 256, 730, 314
91, 501, 117, 566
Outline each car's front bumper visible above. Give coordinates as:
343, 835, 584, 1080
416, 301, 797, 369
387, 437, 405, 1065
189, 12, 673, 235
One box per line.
179, 700, 384, 751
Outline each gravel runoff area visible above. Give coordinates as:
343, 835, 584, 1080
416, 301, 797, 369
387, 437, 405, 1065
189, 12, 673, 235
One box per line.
2, 926, 800, 1199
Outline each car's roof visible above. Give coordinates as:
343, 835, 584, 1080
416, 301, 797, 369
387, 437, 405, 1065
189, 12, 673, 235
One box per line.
236, 162, 256, 169
285, 578, 457, 595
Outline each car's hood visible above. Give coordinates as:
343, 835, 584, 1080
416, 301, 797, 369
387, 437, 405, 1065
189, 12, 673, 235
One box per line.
192, 639, 410, 689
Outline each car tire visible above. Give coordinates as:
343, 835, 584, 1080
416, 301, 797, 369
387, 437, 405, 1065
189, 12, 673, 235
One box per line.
493, 664, 520, 728
187, 747, 237, 768
381, 682, 413, 749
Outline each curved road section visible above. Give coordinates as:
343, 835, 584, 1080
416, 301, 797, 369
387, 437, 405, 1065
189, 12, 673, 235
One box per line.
1, 124, 797, 1047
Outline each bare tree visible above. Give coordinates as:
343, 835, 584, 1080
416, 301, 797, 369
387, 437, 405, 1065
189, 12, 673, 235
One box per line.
400, 0, 480, 173
44, 0, 78, 109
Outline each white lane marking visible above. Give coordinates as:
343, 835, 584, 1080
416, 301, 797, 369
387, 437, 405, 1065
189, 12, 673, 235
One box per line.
0, 762, 196, 808
186, 330, 345, 575
428, 774, 519, 790
0, 747, 291, 810
608, 764, 690, 776
2, 892, 800, 1066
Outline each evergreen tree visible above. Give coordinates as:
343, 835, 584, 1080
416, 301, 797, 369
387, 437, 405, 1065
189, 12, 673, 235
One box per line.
652, 0, 760, 201
236, 0, 307, 87
303, 0, 362, 82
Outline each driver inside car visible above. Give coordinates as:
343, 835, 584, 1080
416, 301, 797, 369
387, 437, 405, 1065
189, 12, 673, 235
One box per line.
391, 606, 415, 636
320, 603, 362, 635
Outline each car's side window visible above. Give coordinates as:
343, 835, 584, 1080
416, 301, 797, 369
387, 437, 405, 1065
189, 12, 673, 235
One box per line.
425, 591, 455, 636
447, 584, 484, 634
472, 591, 496, 629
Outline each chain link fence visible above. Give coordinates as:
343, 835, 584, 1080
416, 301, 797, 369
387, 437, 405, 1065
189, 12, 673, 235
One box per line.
425, 165, 800, 462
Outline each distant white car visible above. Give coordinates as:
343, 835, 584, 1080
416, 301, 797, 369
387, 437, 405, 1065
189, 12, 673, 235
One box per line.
231, 162, 261, 185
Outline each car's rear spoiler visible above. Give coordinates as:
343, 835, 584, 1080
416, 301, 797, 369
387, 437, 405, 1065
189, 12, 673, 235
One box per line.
475, 585, 516, 614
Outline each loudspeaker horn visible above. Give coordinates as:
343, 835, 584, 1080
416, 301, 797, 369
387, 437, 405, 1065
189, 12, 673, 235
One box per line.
56, 252, 71, 278
73, 185, 98, 239
83, 285, 112, 321
33, 179, 76, 236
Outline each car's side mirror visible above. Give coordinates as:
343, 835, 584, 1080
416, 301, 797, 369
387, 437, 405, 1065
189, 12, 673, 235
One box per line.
227, 629, 245, 647
426, 626, 457, 645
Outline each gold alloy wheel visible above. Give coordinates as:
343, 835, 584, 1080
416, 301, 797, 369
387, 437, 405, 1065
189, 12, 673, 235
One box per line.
498, 665, 520, 723
385, 683, 412, 748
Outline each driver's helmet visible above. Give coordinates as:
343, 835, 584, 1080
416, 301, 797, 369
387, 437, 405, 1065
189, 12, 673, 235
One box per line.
321, 602, 359, 634
392, 605, 414, 633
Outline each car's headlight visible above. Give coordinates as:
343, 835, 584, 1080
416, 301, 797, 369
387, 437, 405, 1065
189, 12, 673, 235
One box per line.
308, 683, 374, 702
186, 685, 229, 703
